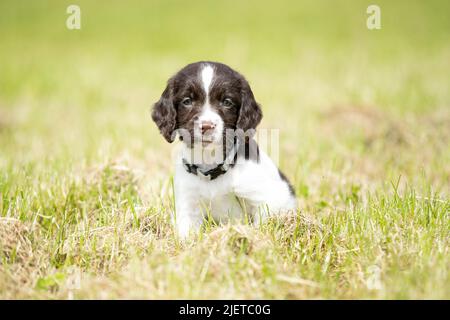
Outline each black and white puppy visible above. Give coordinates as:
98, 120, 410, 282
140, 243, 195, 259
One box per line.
152, 61, 296, 238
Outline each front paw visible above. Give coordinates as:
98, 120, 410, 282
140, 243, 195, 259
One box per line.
177, 222, 193, 240
175, 217, 202, 240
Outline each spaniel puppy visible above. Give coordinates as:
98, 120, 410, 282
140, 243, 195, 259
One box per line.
152, 61, 296, 238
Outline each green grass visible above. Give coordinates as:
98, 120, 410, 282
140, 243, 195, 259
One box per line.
0, 0, 449, 299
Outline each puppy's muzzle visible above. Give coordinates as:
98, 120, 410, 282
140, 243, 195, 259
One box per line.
200, 121, 216, 135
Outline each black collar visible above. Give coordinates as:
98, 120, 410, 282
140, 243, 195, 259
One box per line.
182, 159, 229, 180
182, 141, 239, 181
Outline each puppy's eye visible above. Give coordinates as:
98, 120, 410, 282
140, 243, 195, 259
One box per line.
182, 97, 192, 106
222, 98, 234, 108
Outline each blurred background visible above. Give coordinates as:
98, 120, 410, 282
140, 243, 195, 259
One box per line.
0, 0, 449, 197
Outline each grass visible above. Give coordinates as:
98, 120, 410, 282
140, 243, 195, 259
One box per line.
0, 0, 449, 299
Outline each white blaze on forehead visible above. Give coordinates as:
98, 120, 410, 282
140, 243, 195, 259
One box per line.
197, 65, 223, 144
201, 64, 214, 94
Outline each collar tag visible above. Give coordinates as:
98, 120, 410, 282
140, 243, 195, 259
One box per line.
181, 139, 239, 180
196, 170, 212, 181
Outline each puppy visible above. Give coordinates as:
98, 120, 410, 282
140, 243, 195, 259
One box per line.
152, 61, 296, 238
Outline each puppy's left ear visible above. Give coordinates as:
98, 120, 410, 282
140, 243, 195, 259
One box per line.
237, 79, 262, 133
151, 81, 177, 143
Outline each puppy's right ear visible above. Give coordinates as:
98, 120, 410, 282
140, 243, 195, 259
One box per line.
151, 82, 177, 143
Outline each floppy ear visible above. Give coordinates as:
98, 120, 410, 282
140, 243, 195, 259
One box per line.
151, 82, 177, 143
236, 79, 262, 133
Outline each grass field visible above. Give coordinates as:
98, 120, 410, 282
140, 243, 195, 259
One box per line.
0, 0, 449, 299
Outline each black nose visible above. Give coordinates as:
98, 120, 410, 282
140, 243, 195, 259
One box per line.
200, 121, 216, 134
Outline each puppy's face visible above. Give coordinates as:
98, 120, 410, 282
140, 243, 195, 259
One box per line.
152, 62, 262, 146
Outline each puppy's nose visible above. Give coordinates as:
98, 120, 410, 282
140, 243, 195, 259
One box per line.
200, 121, 216, 134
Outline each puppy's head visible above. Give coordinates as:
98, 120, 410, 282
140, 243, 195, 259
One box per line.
151, 61, 262, 146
